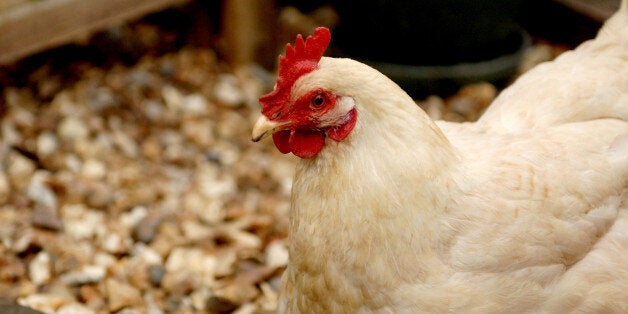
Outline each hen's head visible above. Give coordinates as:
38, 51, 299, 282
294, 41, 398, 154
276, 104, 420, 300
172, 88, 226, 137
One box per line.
252, 27, 357, 159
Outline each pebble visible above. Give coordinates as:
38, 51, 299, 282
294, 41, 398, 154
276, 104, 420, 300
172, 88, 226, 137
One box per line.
79, 285, 104, 309
131, 243, 163, 265
119, 206, 149, 230
0, 171, 10, 204
181, 93, 209, 115
147, 265, 166, 287
105, 278, 143, 312
61, 265, 106, 286
1, 120, 23, 146
36, 132, 59, 157
7, 152, 36, 190
31, 206, 63, 230
162, 85, 185, 112
28, 251, 52, 286
213, 74, 246, 107
56, 303, 95, 314
81, 159, 107, 180
61, 204, 105, 241
27, 170, 57, 209
164, 248, 217, 288
17, 294, 66, 314
133, 211, 164, 244
100, 232, 131, 255
265, 240, 289, 269
58, 116, 89, 142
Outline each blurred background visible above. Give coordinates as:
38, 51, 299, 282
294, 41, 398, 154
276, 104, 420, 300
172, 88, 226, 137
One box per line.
0, 0, 621, 313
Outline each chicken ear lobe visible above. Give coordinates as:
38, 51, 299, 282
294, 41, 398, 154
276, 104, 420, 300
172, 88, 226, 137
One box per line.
327, 108, 357, 142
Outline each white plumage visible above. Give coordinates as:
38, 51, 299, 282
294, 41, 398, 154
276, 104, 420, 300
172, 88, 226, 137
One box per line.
254, 3, 628, 313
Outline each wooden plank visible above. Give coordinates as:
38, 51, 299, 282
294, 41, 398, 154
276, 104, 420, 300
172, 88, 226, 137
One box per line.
554, 0, 620, 22
0, 0, 189, 65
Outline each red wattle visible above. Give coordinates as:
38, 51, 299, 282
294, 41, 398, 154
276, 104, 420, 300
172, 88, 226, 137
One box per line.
272, 130, 292, 154
289, 130, 326, 159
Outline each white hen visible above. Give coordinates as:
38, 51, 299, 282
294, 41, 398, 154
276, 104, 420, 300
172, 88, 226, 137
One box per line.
252, 2, 628, 313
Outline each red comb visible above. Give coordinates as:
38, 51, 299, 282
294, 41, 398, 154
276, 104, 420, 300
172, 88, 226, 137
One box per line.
259, 27, 331, 118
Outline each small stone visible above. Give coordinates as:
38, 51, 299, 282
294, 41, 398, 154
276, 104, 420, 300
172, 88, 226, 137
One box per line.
132, 243, 163, 265
31, 205, 63, 230
100, 232, 131, 255
161, 272, 199, 296
17, 294, 66, 314
184, 193, 225, 225
0, 171, 10, 204
61, 204, 105, 241
162, 85, 185, 112
181, 118, 214, 146
93, 252, 117, 268
213, 74, 245, 107
58, 116, 89, 141
144, 293, 164, 314
181, 220, 212, 242
112, 130, 139, 158
27, 170, 57, 209
141, 137, 162, 161
143, 100, 165, 122
221, 227, 261, 250
56, 303, 95, 314
106, 278, 142, 312
29, 251, 51, 286
79, 284, 105, 309
265, 240, 289, 269
206, 296, 238, 314
116, 308, 142, 314
147, 265, 166, 287
215, 281, 258, 308
7, 152, 36, 190
133, 211, 164, 244
120, 206, 149, 231
148, 222, 180, 257
189, 287, 211, 311
88, 87, 118, 112
81, 159, 106, 180
233, 302, 257, 314
213, 250, 237, 278
182, 93, 208, 115
36, 132, 59, 157
64, 154, 82, 173
164, 248, 216, 289
259, 282, 279, 311
61, 265, 106, 286
126, 262, 152, 291
11, 228, 34, 253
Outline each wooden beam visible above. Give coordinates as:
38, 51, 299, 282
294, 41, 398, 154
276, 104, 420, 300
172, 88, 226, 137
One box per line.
0, 0, 189, 65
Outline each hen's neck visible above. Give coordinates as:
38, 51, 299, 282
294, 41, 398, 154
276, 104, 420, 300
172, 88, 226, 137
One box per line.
288, 91, 461, 299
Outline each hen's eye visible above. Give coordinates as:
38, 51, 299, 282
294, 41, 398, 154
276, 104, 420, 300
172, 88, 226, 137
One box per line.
311, 94, 325, 108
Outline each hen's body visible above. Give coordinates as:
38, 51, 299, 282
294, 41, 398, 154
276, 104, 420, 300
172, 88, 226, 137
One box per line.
275, 5, 628, 313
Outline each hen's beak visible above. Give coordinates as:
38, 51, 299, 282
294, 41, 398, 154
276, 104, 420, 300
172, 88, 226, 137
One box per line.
251, 115, 289, 142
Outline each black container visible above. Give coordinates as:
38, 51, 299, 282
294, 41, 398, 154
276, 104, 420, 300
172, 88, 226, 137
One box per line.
285, 0, 528, 97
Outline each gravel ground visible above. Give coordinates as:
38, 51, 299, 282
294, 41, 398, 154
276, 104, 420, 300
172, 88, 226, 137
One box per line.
0, 4, 562, 314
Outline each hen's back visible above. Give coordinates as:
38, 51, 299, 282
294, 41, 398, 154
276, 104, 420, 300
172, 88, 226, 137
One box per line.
476, 3, 628, 133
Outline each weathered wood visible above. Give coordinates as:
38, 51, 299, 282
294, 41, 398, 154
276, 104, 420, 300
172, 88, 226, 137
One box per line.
221, 0, 276, 68
0, 0, 189, 65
